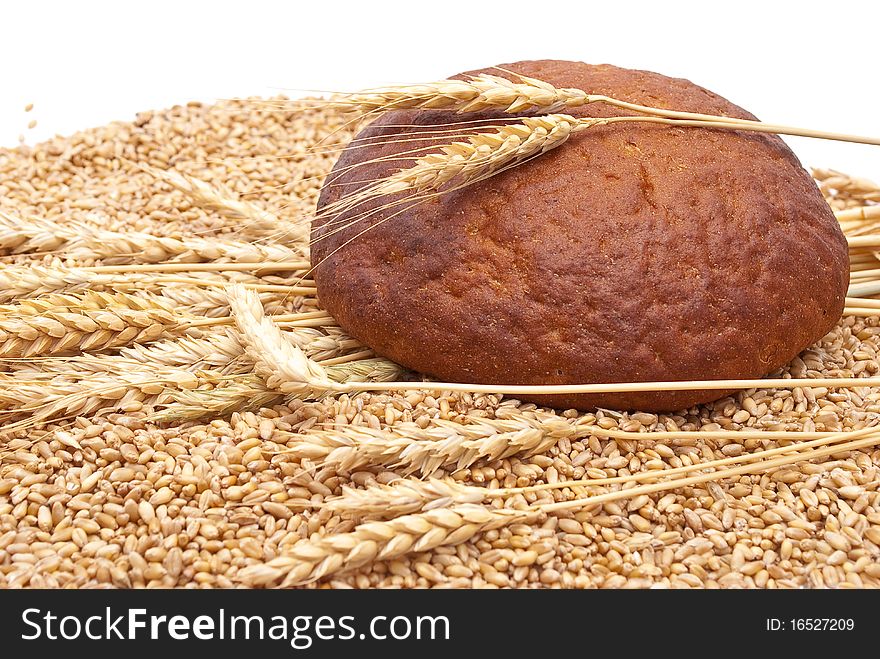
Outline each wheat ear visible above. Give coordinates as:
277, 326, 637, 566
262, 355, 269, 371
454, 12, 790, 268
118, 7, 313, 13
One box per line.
0, 366, 205, 427
278, 420, 560, 476
0, 263, 218, 302
226, 284, 339, 398
149, 375, 283, 422
142, 166, 308, 243
319, 73, 589, 115
0, 208, 67, 253
244, 427, 880, 587
320, 422, 878, 519
323, 73, 880, 145
315, 115, 576, 223
238, 504, 535, 587
324, 478, 487, 517
319, 113, 880, 226
0, 209, 303, 263
31, 321, 390, 383
0, 262, 307, 306
147, 358, 406, 423
0, 291, 182, 358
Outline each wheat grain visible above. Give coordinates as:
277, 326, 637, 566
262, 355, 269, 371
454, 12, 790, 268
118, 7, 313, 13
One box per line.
538, 430, 880, 516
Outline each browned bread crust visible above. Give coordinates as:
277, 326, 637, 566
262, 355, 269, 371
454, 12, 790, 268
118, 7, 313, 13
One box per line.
312, 60, 849, 411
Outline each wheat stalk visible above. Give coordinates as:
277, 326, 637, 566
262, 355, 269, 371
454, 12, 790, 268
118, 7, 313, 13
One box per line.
318, 73, 590, 115
141, 165, 307, 243
238, 504, 535, 587
317, 112, 880, 230
149, 374, 283, 422
322, 73, 880, 144
0, 290, 182, 357
279, 420, 559, 476
0, 365, 206, 427
0, 209, 303, 263
835, 205, 880, 222
321, 422, 880, 519
244, 426, 880, 587
324, 478, 488, 517
82, 261, 312, 275
314, 115, 576, 224
227, 284, 340, 398
335, 375, 880, 397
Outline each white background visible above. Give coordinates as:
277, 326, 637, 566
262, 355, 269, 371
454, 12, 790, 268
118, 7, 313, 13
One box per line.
1, 0, 878, 179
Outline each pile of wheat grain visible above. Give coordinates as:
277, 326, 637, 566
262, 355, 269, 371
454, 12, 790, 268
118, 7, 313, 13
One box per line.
0, 96, 879, 588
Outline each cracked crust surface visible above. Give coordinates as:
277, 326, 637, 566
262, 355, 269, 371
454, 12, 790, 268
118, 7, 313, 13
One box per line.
312, 60, 849, 411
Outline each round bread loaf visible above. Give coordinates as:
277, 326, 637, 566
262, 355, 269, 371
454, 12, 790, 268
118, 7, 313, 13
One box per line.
312, 60, 849, 411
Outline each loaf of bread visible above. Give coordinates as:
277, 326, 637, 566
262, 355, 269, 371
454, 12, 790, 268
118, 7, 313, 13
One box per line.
312, 60, 849, 411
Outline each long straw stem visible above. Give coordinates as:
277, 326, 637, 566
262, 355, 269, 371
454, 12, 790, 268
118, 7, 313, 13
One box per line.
502, 424, 877, 497
577, 115, 880, 147
835, 206, 880, 222
589, 95, 880, 145
536, 431, 880, 514
84, 261, 311, 274
339, 376, 880, 396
